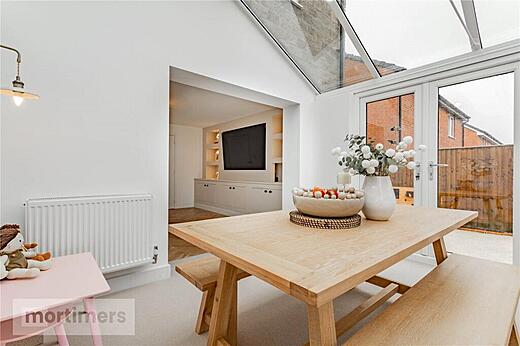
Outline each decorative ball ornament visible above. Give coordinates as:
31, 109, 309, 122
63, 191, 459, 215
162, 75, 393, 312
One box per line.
388, 165, 398, 174
385, 149, 396, 157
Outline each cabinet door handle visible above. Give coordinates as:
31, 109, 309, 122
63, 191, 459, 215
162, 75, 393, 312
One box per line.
264, 190, 268, 193
269, 190, 272, 193
233, 187, 235, 190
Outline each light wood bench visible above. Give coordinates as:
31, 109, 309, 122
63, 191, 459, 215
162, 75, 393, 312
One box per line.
345, 254, 520, 346
175, 255, 250, 335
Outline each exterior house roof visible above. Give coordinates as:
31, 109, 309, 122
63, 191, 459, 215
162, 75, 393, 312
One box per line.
437, 96, 471, 121
464, 123, 502, 145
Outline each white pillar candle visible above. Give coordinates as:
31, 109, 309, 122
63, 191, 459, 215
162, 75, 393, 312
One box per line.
337, 172, 351, 185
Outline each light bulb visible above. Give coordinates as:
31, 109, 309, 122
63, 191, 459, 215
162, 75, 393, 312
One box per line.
13, 95, 24, 106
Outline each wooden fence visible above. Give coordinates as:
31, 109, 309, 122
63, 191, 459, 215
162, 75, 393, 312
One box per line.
438, 145, 513, 233
392, 145, 513, 233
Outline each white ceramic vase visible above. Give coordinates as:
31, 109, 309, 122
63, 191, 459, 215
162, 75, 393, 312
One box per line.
362, 176, 396, 221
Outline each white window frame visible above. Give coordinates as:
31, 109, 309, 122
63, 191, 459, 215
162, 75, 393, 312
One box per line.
448, 115, 456, 138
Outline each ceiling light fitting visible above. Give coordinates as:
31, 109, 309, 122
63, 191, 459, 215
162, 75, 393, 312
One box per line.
0, 44, 39, 106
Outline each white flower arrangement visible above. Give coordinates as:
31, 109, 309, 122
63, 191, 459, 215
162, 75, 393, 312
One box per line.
332, 134, 426, 176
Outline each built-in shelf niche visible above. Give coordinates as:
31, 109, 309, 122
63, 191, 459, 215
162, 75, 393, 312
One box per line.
205, 165, 218, 180
272, 114, 283, 182
206, 148, 220, 162
204, 129, 220, 180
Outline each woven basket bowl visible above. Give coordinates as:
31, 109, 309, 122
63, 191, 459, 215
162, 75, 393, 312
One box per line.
292, 195, 364, 218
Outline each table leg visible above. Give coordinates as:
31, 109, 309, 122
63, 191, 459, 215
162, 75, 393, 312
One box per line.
207, 260, 239, 346
509, 322, 519, 346
433, 237, 448, 265
84, 297, 103, 346
227, 279, 238, 346
307, 302, 337, 346
54, 321, 70, 346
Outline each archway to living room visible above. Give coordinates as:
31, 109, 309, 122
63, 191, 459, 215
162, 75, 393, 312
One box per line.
167, 67, 300, 261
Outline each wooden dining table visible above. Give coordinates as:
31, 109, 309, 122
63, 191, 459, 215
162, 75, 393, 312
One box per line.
171, 205, 477, 346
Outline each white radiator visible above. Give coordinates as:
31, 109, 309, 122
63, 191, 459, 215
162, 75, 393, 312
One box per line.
25, 194, 154, 273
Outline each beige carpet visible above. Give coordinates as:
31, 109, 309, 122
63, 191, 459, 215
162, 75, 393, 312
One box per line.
39, 256, 432, 346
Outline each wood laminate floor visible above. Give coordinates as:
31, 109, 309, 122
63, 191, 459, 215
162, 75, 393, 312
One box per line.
168, 208, 225, 261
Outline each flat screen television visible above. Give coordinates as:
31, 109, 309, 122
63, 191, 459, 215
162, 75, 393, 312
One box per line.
222, 123, 266, 170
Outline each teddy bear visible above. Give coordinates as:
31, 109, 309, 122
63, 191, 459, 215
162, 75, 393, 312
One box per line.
0, 224, 52, 280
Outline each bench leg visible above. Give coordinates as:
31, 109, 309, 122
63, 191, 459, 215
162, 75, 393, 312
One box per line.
307, 301, 337, 346
207, 260, 238, 346
433, 237, 448, 265
196, 287, 216, 334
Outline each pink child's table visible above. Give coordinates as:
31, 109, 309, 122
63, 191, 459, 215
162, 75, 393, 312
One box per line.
0, 253, 110, 346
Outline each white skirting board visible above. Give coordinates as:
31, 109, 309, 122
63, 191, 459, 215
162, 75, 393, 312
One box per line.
104, 263, 171, 294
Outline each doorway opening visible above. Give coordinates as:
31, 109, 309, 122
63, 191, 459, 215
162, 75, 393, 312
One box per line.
168, 67, 298, 261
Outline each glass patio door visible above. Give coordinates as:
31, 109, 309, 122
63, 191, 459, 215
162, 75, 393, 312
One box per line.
425, 68, 519, 265
360, 86, 427, 208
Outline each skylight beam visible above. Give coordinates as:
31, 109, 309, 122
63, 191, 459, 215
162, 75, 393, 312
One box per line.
327, 0, 381, 79
460, 0, 483, 50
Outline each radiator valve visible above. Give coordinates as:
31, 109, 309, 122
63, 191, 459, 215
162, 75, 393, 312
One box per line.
152, 246, 159, 264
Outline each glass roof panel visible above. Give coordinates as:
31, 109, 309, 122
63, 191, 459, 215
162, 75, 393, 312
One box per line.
343, 0, 470, 74
241, 0, 375, 92
343, 41, 375, 86
474, 0, 520, 47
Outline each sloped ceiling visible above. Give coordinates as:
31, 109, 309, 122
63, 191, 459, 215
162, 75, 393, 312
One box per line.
170, 82, 277, 128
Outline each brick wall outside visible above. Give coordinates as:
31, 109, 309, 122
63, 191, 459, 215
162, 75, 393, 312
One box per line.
463, 128, 495, 147
438, 108, 463, 148
343, 60, 373, 86
366, 94, 414, 145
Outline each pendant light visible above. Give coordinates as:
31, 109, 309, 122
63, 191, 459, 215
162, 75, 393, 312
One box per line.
0, 44, 39, 106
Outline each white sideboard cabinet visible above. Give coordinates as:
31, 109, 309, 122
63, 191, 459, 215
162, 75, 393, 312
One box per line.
194, 179, 282, 215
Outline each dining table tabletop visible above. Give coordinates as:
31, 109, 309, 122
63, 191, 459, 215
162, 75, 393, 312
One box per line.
171, 205, 477, 346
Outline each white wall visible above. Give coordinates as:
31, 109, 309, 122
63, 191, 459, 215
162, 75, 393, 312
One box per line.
0, 1, 315, 286
299, 94, 350, 188
170, 124, 203, 209
282, 104, 300, 209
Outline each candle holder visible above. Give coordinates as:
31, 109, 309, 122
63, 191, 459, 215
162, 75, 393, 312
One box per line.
337, 172, 351, 192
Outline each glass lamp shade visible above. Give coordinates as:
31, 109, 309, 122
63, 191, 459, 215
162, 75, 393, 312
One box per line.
0, 87, 39, 106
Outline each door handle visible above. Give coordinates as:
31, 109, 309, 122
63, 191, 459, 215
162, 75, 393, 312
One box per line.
429, 161, 448, 180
